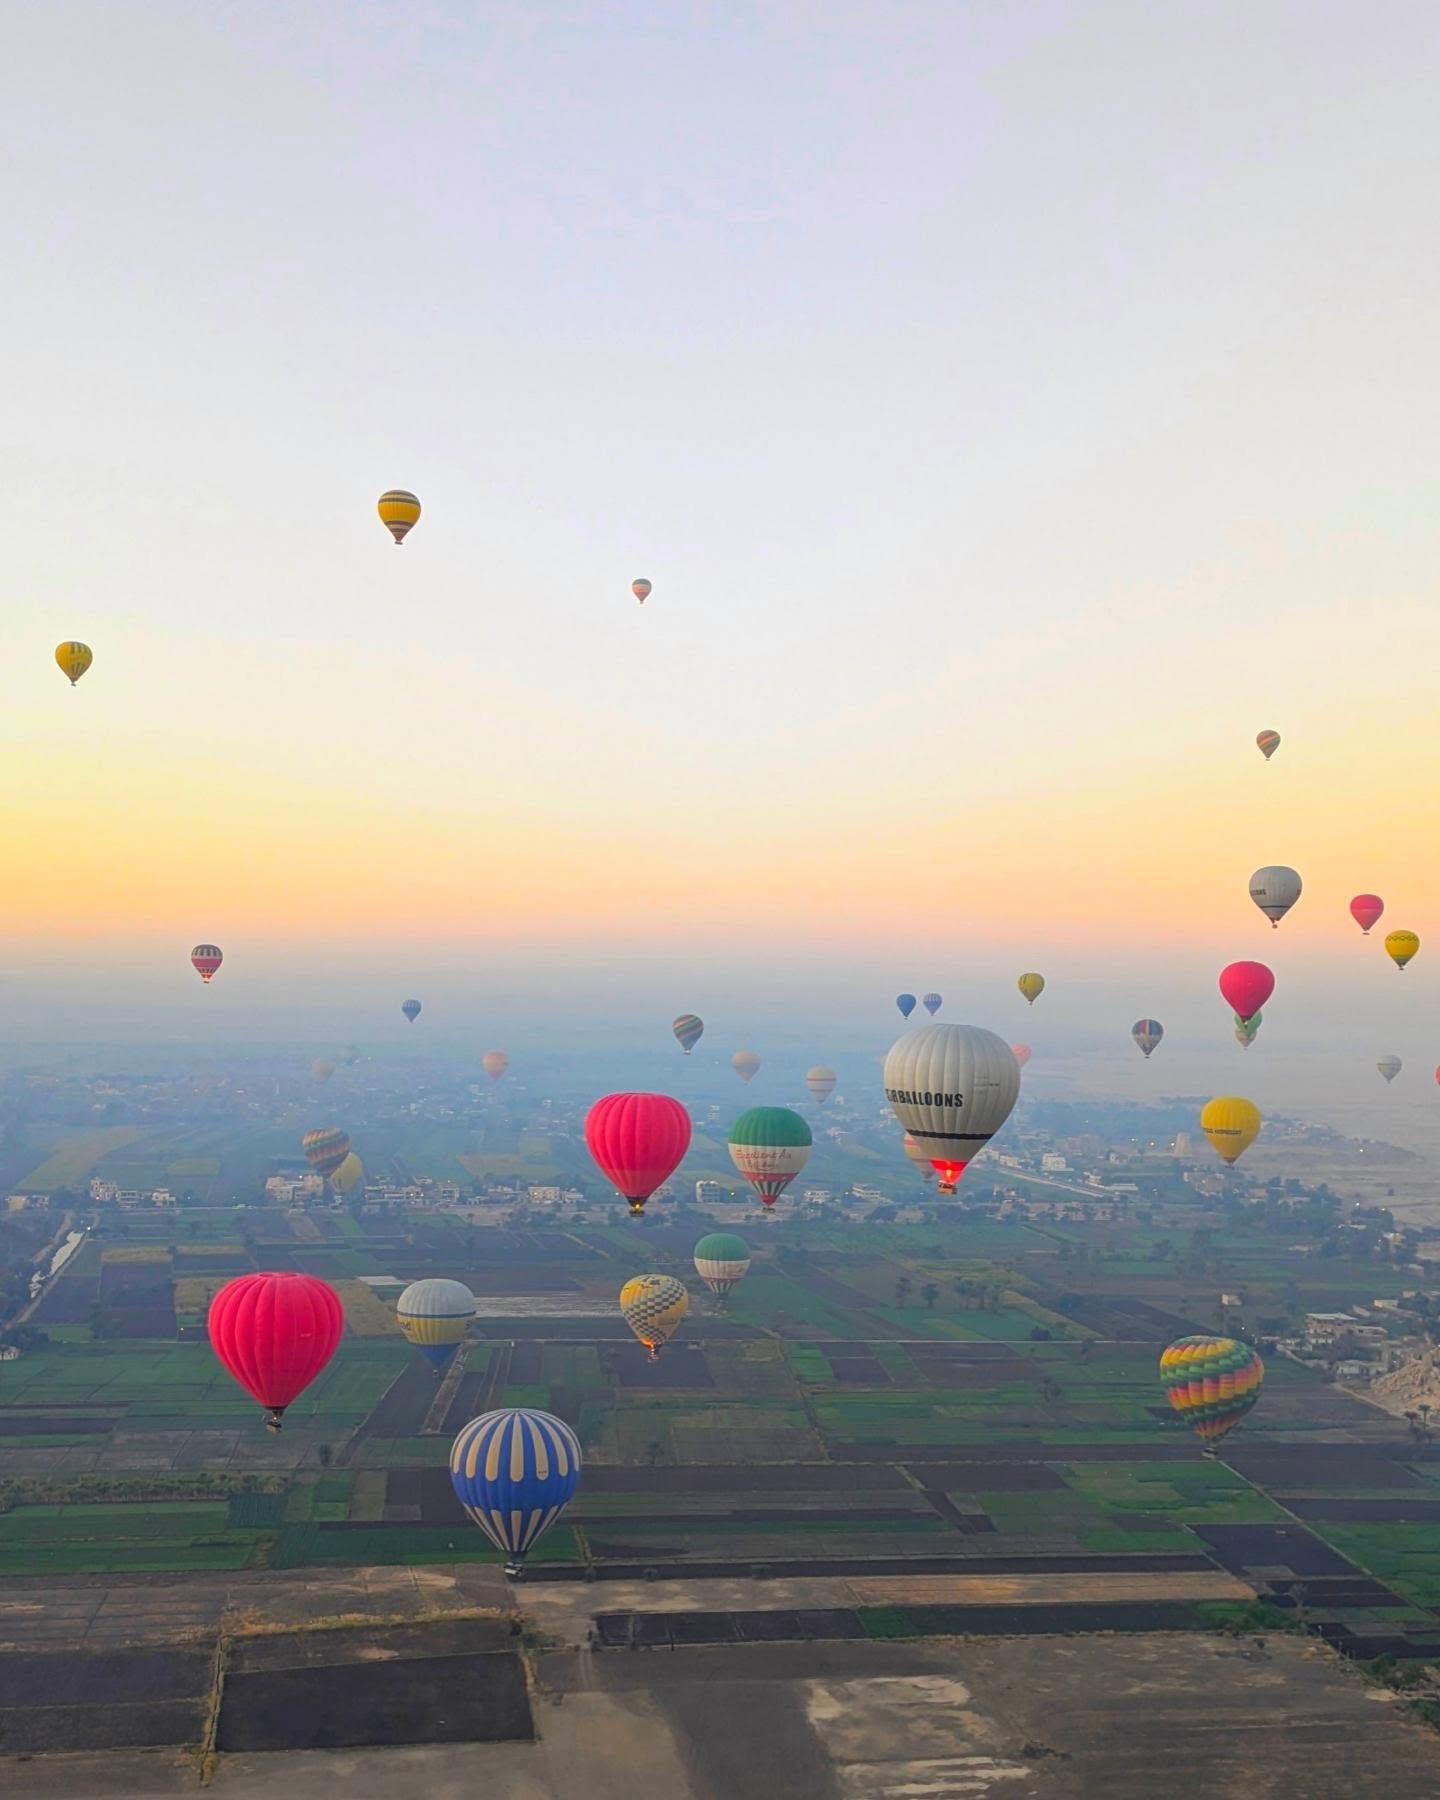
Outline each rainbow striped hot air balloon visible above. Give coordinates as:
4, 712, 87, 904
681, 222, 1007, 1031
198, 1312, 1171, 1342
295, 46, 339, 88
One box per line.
1159, 1336, 1264, 1455
672, 1013, 704, 1054
693, 1232, 751, 1297
397, 1277, 475, 1375
302, 1127, 351, 1178
1255, 729, 1280, 761
449, 1408, 582, 1575
378, 489, 421, 544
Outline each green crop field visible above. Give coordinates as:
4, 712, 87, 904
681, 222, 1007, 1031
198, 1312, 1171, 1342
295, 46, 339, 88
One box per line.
19, 1127, 149, 1191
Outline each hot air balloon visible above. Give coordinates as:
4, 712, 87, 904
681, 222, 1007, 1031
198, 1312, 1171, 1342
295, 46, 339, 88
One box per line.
1255, 730, 1280, 761
55, 641, 92, 686
482, 1050, 509, 1082
302, 1127, 351, 1178
1010, 1044, 1031, 1070
191, 945, 223, 984
311, 1058, 334, 1084
1131, 1020, 1164, 1059
1378, 1056, 1402, 1084
1200, 1096, 1261, 1164
672, 1014, 704, 1054
632, 578, 652, 603
619, 1274, 689, 1359
397, 1277, 476, 1374
728, 1107, 812, 1207
1018, 973, 1045, 1006
208, 1272, 343, 1431
731, 1050, 761, 1085
1159, 1336, 1264, 1454
1385, 930, 1420, 971
450, 1407, 581, 1575
401, 999, 421, 1023
330, 1152, 364, 1196
896, 994, 917, 1019
922, 992, 943, 1017
805, 1065, 837, 1103
884, 1023, 1020, 1193
1218, 961, 1273, 1024
1249, 866, 1302, 928
902, 1132, 935, 1182
1350, 894, 1384, 936
584, 1093, 691, 1215
378, 489, 420, 544
693, 1232, 751, 1297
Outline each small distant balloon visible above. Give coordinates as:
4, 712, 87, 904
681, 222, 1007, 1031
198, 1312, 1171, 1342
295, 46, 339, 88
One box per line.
731, 1050, 761, 1085
1218, 961, 1273, 1023
632, 578, 652, 604
311, 1059, 334, 1084
1200, 1096, 1261, 1165
55, 641, 93, 686
377, 489, 420, 544
191, 945, 223, 985
1131, 1020, 1164, 1059
922, 992, 943, 1017
1018, 973, 1045, 1006
401, 999, 421, 1023
1377, 1056, 1402, 1084
1350, 894, 1384, 936
1255, 729, 1280, 761
1010, 1044, 1031, 1070
1385, 930, 1420, 971
896, 994, 917, 1019
302, 1127, 351, 1177
805, 1065, 837, 1104
672, 1013, 704, 1054
481, 1050, 509, 1082
1248, 866, 1302, 928
693, 1232, 750, 1297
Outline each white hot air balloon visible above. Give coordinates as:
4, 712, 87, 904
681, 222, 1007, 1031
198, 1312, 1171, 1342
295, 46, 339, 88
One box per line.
805, 1065, 837, 1104
883, 1023, 1021, 1194
1377, 1056, 1402, 1084
1248, 865, 1302, 928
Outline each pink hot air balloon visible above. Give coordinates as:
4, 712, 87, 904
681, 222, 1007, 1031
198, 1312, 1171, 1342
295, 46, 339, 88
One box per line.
1350, 894, 1384, 937
1010, 1044, 1031, 1070
1219, 961, 1274, 1024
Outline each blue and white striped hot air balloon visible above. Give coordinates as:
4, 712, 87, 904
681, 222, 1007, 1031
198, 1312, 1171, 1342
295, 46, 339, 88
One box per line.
922, 991, 943, 1016
449, 1408, 582, 1576
396, 1278, 475, 1375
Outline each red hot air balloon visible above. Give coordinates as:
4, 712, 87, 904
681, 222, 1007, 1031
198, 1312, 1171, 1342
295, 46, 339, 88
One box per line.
1218, 961, 1274, 1024
207, 1272, 343, 1432
1350, 895, 1385, 936
191, 944, 223, 984
584, 1093, 691, 1216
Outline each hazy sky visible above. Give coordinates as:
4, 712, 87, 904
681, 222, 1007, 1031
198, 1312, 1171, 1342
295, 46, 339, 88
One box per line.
3, 2, 1438, 1070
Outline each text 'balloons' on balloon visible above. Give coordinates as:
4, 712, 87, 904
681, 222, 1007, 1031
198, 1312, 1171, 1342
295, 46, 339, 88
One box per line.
896, 994, 917, 1019
1350, 894, 1385, 936
585, 1092, 691, 1215
378, 489, 420, 544
450, 1408, 581, 1574
482, 1050, 509, 1082
884, 1022, 1020, 1194
1200, 1096, 1261, 1164
731, 1050, 761, 1085
55, 641, 93, 686
693, 1232, 751, 1296
191, 945, 223, 984
1255, 729, 1280, 761
1159, 1336, 1264, 1453
1378, 1056, 1402, 1084
397, 1277, 476, 1375
1248, 865, 1302, 928
805, 1065, 837, 1104
1385, 930, 1420, 971
1010, 1044, 1031, 1070
728, 1107, 812, 1207
672, 1013, 704, 1054
1218, 961, 1273, 1024
922, 992, 943, 1017
302, 1127, 351, 1177
1131, 1020, 1164, 1059
632, 578, 652, 603
207, 1272, 344, 1432
619, 1273, 689, 1358
401, 999, 421, 1023
1018, 973, 1045, 1006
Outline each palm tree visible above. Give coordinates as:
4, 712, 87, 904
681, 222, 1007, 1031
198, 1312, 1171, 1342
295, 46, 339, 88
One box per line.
921, 1282, 939, 1310
894, 1275, 913, 1306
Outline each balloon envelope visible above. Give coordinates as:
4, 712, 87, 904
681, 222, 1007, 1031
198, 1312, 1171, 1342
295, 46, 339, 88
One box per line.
378, 489, 420, 544
401, 999, 421, 1023
1255, 729, 1280, 760
693, 1232, 751, 1294
922, 992, 943, 1016
1131, 1020, 1164, 1059
449, 1407, 581, 1567
619, 1274, 689, 1357
1200, 1096, 1261, 1164
896, 994, 917, 1019
1010, 1044, 1031, 1070
208, 1272, 343, 1430
191, 944, 223, 984
1248, 865, 1302, 927
330, 1151, 364, 1195
1385, 930, 1420, 970
1350, 894, 1384, 935
482, 1050, 509, 1081
1218, 961, 1273, 1022
55, 641, 93, 685
311, 1058, 334, 1083
731, 1050, 761, 1084
632, 578, 652, 603
1160, 1336, 1263, 1448
1378, 1056, 1402, 1084
398, 1277, 475, 1373
672, 1013, 704, 1054
302, 1127, 351, 1177
1018, 973, 1045, 1006
728, 1107, 812, 1207
585, 1093, 691, 1214
884, 1023, 1020, 1193
805, 1065, 837, 1103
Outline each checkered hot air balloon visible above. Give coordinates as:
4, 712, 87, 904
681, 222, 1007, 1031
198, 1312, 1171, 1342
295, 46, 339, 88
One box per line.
1159, 1336, 1263, 1455
619, 1273, 689, 1359
449, 1408, 582, 1575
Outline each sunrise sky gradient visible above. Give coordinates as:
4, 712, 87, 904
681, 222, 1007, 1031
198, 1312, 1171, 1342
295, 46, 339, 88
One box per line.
3, 3, 1438, 1075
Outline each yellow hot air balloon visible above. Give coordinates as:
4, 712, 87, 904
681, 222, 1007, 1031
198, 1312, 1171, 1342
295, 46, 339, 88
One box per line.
55, 642, 93, 686
1200, 1097, 1261, 1165
377, 489, 421, 544
619, 1273, 689, 1360
1385, 930, 1420, 971
1017, 973, 1045, 1006
330, 1151, 364, 1195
